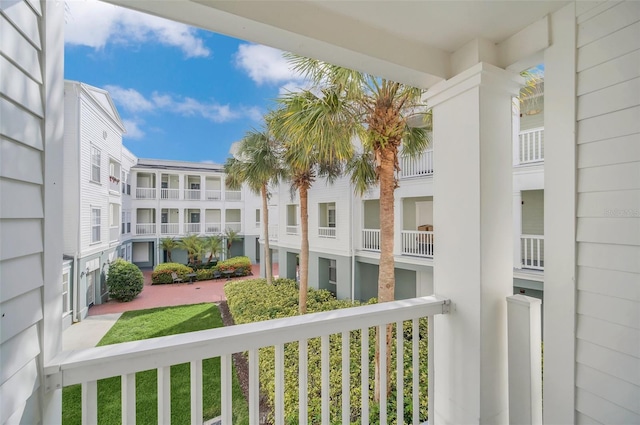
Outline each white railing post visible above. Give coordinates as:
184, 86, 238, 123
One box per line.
507, 295, 542, 425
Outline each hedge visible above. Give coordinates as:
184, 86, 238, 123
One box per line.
151, 263, 193, 284
106, 259, 143, 301
225, 279, 429, 424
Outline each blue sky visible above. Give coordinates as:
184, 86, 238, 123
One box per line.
64, 0, 305, 164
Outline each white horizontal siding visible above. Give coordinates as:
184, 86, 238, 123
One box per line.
577, 290, 639, 330
0, 0, 41, 48
0, 137, 43, 185
577, 266, 639, 302
0, 14, 42, 83
577, 217, 640, 245
577, 190, 640, 217
576, 314, 639, 359
0, 218, 43, 261
0, 288, 42, 345
577, 77, 640, 120
0, 97, 43, 150
0, 178, 42, 218
578, 242, 640, 274
576, 339, 639, 387
578, 134, 640, 168
576, 387, 640, 424
577, 50, 640, 96
0, 357, 40, 424
577, 105, 640, 144
577, 0, 640, 47
576, 364, 640, 416
0, 324, 40, 384
0, 253, 43, 303
577, 21, 640, 72
578, 162, 640, 192
0, 55, 43, 117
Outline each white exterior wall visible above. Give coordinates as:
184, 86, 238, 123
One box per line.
0, 0, 64, 423
573, 1, 640, 422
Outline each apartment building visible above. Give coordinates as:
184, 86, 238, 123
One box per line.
268, 83, 546, 302
3, 2, 637, 424
61, 81, 261, 326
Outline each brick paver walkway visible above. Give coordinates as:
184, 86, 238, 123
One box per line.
88, 263, 277, 316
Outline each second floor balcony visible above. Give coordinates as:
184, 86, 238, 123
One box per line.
400, 149, 434, 179
518, 127, 544, 164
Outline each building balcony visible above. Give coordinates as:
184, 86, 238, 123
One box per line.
401, 230, 434, 258
136, 223, 156, 235
268, 225, 278, 242
518, 127, 544, 164
46, 295, 450, 425
361, 228, 381, 252
286, 225, 299, 235
160, 223, 180, 235
185, 189, 201, 200
109, 176, 121, 193
318, 226, 336, 238
160, 188, 180, 200
204, 222, 222, 234
521, 234, 544, 270
184, 223, 201, 234
225, 222, 242, 233
399, 149, 434, 179
225, 190, 242, 201
205, 189, 222, 200
136, 187, 156, 199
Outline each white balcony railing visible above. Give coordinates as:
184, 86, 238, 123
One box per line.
401, 230, 434, 258
160, 188, 179, 200
136, 223, 156, 235
362, 229, 381, 251
109, 179, 120, 193
286, 225, 299, 235
521, 234, 544, 270
268, 225, 278, 241
519, 127, 544, 164
160, 223, 179, 235
46, 295, 450, 425
185, 189, 201, 200
109, 226, 119, 242
225, 191, 242, 201
136, 187, 156, 199
184, 223, 201, 234
205, 190, 222, 200
400, 149, 433, 178
225, 222, 242, 233
318, 226, 336, 238
204, 222, 222, 234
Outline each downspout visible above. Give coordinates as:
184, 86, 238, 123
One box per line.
350, 187, 355, 302
73, 85, 82, 322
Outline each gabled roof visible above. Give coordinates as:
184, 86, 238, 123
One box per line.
65, 80, 126, 133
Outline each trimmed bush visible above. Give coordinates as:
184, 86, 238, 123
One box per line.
152, 263, 193, 284
215, 256, 251, 276
106, 259, 143, 302
196, 268, 214, 281
225, 278, 428, 424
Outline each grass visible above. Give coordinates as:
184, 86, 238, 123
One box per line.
62, 303, 249, 424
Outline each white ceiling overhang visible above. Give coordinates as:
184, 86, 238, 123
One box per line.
104, 1, 567, 87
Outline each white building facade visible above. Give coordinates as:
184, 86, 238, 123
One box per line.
1, 1, 638, 424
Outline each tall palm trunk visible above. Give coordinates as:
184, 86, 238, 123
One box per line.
298, 185, 309, 314
374, 146, 397, 401
262, 184, 273, 285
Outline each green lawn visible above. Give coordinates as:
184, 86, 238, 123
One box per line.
62, 303, 249, 424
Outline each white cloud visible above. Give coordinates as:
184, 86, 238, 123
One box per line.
106, 86, 261, 136
235, 44, 301, 84
65, 0, 210, 58
122, 119, 145, 139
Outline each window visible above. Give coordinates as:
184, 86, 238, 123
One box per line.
161, 181, 168, 189
190, 212, 200, 223
190, 183, 200, 190
91, 208, 101, 243
91, 146, 101, 182
121, 211, 126, 234
327, 205, 336, 228
256, 209, 261, 227
329, 260, 337, 284
62, 272, 71, 315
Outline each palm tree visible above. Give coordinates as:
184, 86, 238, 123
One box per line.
223, 228, 240, 260
279, 55, 430, 398
178, 234, 203, 265
203, 235, 222, 264
224, 128, 284, 284
270, 99, 353, 314
159, 237, 178, 262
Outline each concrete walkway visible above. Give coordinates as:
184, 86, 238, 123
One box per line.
62, 263, 276, 350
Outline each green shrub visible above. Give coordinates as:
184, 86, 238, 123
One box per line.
106, 259, 143, 302
196, 268, 214, 281
225, 279, 429, 423
152, 263, 193, 284
215, 256, 251, 276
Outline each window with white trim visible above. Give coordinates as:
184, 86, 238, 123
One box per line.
62, 271, 71, 315
329, 259, 337, 284
256, 209, 260, 228
91, 145, 101, 183
91, 207, 101, 243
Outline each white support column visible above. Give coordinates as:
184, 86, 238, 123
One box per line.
513, 97, 521, 166
507, 295, 542, 425
513, 191, 523, 269
178, 208, 185, 235
200, 175, 205, 200
426, 62, 522, 425
179, 174, 184, 200
394, 196, 402, 256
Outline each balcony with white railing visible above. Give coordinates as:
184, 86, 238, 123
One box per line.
225, 190, 242, 201
225, 222, 242, 233
204, 222, 222, 234
521, 234, 544, 270
185, 189, 201, 200
362, 229, 381, 252
46, 295, 450, 425
268, 225, 278, 241
160, 188, 180, 200
518, 127, 544, 164
136, 223, 156, 235
184, 223, 201, 234
400, 149, 434, 179
401, 230, 434, 258
318, 226, 336, 238
286, 225, 299, 235
136, 187, 156, 199
205, 190, 222, 200
160, 223, 179, 235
